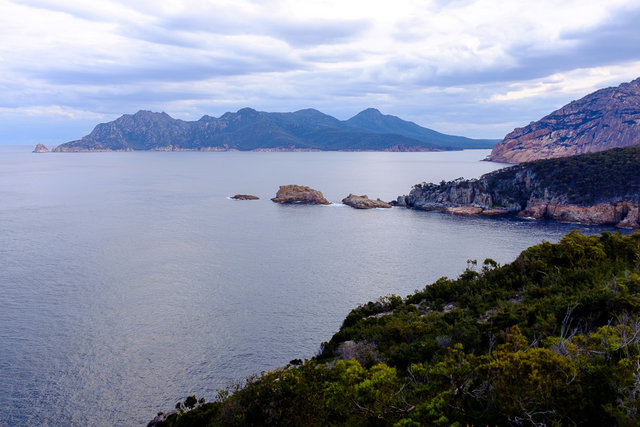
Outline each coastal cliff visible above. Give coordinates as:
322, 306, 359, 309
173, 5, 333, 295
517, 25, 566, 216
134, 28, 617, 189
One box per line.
395, 146, 640, 228
488, 77, 640, 162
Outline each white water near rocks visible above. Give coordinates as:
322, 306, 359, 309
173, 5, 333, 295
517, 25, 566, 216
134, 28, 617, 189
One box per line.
0, 147, 621, 425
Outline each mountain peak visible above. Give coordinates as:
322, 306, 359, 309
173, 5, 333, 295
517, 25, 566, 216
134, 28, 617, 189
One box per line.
53, 107, 496, 152
488, 76, 640, 163
350, 108, 384, 119
132, 110, 170, 118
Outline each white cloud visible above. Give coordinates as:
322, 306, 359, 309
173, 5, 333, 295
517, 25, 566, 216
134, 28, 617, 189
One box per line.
489, 61, 640, 103
0, 105, 107, 120
1, 0, 640, 143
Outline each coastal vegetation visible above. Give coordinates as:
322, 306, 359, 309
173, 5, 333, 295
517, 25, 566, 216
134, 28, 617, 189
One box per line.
153, 230, 640, 426
487, 145, 640, 206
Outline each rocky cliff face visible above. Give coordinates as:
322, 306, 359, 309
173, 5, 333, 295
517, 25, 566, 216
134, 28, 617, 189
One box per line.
396, 146, 640, 228
488, 77, 640, 163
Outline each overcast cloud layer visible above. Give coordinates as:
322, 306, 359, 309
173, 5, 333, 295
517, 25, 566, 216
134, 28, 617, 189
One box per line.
1, 0, 640, 144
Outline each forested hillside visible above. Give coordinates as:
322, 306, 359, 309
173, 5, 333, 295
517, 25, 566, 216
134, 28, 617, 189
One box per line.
153, 231, 640, 426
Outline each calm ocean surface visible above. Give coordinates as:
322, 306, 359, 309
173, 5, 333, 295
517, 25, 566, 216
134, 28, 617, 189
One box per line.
0, 146, 622, 425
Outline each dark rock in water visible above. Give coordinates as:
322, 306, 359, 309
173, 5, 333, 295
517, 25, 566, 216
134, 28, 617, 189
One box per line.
271, 185, 330, 205
33, 143, 49, 153
488, 77, 640, 162
390, 196, 408, 207
342, 194, 392, 209
231, 194, 259, 200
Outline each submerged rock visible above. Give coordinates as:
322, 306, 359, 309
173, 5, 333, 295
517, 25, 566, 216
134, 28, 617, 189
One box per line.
342, 194, 392, 209
231, 194, 259, 200
32, 143, 49, 153
271, 185, 330, 205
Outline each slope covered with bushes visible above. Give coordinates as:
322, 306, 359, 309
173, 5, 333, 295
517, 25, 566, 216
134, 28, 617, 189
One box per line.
154, 231, 640, 426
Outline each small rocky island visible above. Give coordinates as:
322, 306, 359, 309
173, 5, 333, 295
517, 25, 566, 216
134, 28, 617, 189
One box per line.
32, 144, 49, 153
231, 194, 259, 200
271, 185, 330, 205
341, 194, 392, 209
395, 146, 640, 228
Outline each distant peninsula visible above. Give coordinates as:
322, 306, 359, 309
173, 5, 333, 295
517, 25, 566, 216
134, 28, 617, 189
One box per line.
395, 146, 640, 228
488, 77, 640, 162
51, 108, 497, 152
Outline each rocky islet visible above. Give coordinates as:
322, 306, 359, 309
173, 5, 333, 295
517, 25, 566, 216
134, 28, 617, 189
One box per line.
341, 194, 392, 209
270, 185, 331, 205
32, 143, 49, 153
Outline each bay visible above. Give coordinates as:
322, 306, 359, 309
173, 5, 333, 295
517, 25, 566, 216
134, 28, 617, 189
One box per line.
0, 147, 620, 425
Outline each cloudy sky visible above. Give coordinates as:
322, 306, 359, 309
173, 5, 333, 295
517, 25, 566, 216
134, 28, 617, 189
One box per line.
1, 0, 639, 145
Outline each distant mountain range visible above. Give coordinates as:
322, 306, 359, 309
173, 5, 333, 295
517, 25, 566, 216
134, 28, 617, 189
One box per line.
51, 108, 497, 152
488, 77, 640, 162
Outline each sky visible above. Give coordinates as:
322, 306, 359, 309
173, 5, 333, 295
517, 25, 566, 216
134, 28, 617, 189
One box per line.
1, 0, 640, 145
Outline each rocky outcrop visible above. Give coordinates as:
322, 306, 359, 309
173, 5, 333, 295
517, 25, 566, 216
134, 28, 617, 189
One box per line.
395, 146, 640, 228
488, 77, 640, 163
618, 205, 640, 228
397, 182, 639, 228
446, 206, 483, 215
341, 194, 392, 209
231, 194, 259, 200
519, 202, 635, 226
271, 185, 330, 205
481, 208, 510, 216
32, 144, 49, 153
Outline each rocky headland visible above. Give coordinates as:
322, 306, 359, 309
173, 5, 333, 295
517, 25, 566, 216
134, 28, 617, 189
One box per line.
488, 77, 640, 163
395, 146, 640, 228
271, 185, 330, 205
32, 143, 49, 153
341, 194, 392, 209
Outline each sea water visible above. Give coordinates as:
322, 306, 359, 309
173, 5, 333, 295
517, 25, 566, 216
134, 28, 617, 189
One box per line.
0, 147, 621, 425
